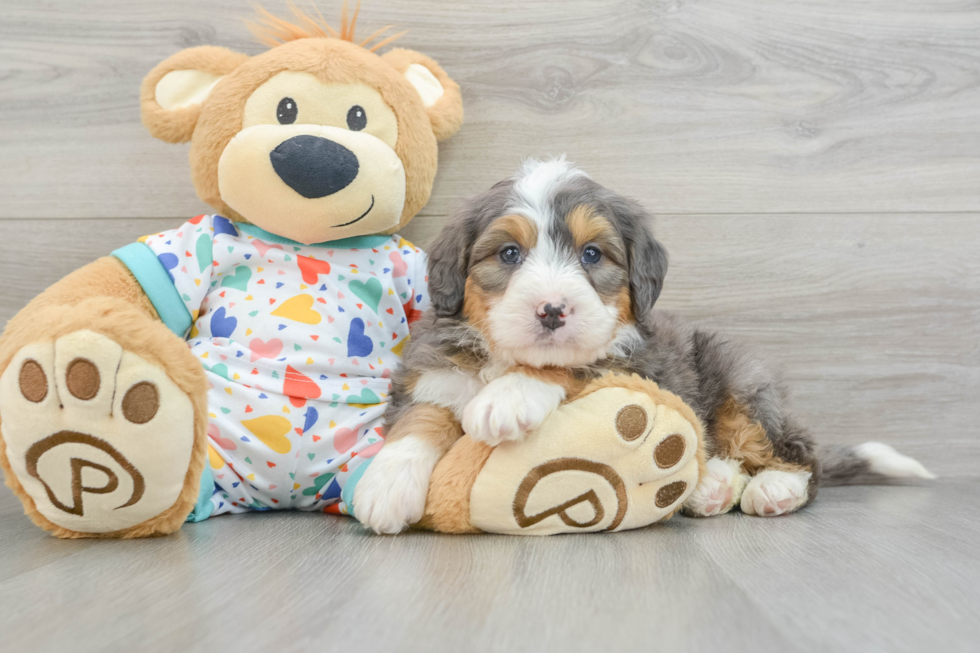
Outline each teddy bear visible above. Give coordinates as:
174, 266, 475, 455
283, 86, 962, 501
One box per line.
0, 4, 704, 538
0, 4, 464, 538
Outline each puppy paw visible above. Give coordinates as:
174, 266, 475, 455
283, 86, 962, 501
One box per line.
682, 457, 750, 517
462, 374, 565, 447
352, 436, 440, 534
739, 469, 811, 517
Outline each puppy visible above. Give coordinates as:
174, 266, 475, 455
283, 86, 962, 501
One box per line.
354, 158, 934, 534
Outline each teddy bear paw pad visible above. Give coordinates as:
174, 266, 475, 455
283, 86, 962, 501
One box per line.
468, 383, 702, 535
0, 330, 196, 533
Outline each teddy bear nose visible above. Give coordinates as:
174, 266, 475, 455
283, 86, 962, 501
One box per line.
270, 135, 359, 199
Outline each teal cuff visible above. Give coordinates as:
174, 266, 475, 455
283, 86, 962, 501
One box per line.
341, 459, 374, 520
112, 242, 193, 338
185, 464, 216, 523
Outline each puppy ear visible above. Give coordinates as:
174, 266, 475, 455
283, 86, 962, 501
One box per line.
382, 48, 463, 142
623, 202, 668, 320
427, 182, 512, 317
141, 46, 249, 144
427, 209, 475, 318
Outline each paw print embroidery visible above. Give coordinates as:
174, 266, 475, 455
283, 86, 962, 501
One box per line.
468, 383, 703, 535
0, 331, 197, 533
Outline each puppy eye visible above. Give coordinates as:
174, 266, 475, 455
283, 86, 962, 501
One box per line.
347, 105, 367, 131
277, 97, 298, 125
582, 245, 602, 264
499, 245, 522, 264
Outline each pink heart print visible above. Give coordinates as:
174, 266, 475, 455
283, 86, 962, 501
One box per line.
252, 239, 284, 257
249, 337, 283, 362
334, 423, 365, 454
389, 251, 408, 277
357, 440, 384, 458
208, 423, 237, 451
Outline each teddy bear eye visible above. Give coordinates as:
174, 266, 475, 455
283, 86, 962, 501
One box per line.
277, 97, 297, 125
346, 105, 367, 131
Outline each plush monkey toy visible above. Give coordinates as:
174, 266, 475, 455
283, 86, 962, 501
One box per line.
0, 5, 463, 538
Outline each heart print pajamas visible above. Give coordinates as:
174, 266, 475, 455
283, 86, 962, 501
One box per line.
112, 215, 427, 519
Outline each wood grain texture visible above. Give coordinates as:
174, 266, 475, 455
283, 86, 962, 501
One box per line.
0, 214, 976, 478
1, 0, 979, 218
1, 2, 978, 649
0, 480, 977, 653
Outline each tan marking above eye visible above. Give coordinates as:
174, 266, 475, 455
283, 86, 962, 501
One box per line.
615, 405, 647, 441
65, 358, 100, 401
242, 71, 398, 148
656, 481, 688, 508
566, 204, 605, 247
494, 214, 538, 251
565, 204, 626, 264
654, 434, 686, 468
19, 360, 48, 403
471, 214, 538, 262
122, 382, 160, 425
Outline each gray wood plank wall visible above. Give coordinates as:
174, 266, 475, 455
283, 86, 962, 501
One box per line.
1, 0, 977, 478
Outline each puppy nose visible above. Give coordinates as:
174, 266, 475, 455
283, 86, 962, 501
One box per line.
536, 301, 567, 331
270, 135, 359, 199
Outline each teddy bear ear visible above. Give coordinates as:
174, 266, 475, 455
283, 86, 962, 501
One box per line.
382, 48, 464, 142
141, 46, 249, 144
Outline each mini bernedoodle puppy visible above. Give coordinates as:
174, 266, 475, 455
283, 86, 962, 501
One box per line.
354, 158, 933, 534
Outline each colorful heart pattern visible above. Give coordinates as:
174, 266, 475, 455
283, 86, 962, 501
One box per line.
220, 265, 251, 291
348, 277, 383, 313
249, 337, 283, 362
138, 214, 428, 517
346, 318, 374, 357
297, 254, 332, 284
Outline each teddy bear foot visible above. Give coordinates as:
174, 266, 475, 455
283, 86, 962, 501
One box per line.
421, 375, 705, 535
0, 330, 199, 537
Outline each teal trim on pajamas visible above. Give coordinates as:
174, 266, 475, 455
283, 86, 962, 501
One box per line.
114, 241, 213, 524
186, 465, 216, 523
236, 223, 393, 250
111, 242, 193, 338
341, 458, 374, 521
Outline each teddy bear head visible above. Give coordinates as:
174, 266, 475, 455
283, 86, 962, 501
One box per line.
140, 5, 463, 244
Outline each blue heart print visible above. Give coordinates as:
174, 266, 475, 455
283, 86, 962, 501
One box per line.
158, 253, 178, 282
346, 318, 374, 357
210, 307, 237, 338
322, 477, 343, 502
212, 216, 239, 237
303, 406, 319, 433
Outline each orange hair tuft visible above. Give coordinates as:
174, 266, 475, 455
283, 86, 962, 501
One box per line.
246, 1, 406, 52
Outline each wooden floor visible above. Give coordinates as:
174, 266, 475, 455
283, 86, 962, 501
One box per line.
1, 1, 979, 651
2, 480, 978, 653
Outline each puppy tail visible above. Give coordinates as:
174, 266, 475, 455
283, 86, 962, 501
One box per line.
818, 442, 936, 487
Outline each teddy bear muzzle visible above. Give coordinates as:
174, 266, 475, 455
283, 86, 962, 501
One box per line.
217, 123, 407, 244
